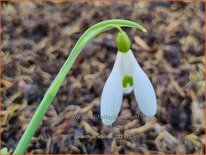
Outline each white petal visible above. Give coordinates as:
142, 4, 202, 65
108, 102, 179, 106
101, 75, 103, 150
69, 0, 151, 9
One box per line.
117, 51, 134, 94
130, 52, 157, 116
118, 50, 134, 76
122, 87, 133, 94
101, 54, 123, 125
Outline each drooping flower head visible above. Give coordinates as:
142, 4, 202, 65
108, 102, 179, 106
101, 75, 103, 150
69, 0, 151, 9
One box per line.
101, 29, 157, 125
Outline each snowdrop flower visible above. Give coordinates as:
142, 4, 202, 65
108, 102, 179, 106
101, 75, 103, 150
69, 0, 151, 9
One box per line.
101, 30, 157, 125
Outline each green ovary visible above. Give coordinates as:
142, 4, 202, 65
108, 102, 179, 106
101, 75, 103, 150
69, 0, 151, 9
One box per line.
122, 75, 133, 88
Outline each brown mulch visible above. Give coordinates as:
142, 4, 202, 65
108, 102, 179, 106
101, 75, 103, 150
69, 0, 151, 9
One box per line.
1, 1, 205, 154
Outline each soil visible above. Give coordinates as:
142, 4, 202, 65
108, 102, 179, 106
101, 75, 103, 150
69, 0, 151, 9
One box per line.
1, 1, 205, 154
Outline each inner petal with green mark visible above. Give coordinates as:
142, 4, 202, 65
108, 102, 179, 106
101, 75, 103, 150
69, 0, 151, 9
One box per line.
122, 75, 133, 88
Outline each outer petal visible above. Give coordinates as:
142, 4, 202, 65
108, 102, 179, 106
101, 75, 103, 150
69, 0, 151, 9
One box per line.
129, 51, 157, 116
101, 53, 123, 125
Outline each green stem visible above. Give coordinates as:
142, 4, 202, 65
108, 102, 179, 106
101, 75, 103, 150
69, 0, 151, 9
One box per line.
13, 19, 146, 154
13, 49, 78, 154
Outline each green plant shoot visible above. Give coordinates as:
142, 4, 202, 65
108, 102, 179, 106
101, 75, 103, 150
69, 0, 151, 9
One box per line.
12, 19, 146, 154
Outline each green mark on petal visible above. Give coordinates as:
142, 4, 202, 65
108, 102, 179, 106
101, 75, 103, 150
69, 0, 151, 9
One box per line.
1, 147, 9, 154
122, 75, 133, 88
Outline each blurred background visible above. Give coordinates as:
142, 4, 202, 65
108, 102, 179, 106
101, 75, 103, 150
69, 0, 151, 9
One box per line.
1, 1, 205, 154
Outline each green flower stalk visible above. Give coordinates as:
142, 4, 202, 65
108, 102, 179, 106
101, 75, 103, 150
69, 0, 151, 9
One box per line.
12, 19, 146, 154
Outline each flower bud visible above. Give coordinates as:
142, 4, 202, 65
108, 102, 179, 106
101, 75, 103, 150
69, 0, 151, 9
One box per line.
116, 31, 131, 53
